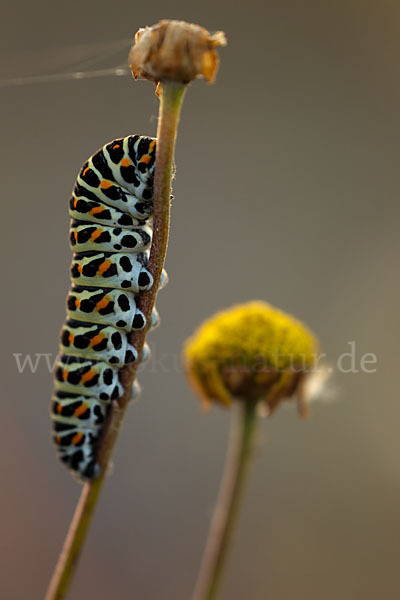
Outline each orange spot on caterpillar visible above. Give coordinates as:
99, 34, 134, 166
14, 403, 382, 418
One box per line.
73, 197, 78, 208
120, 158, 131, 167
62, 369, 68, 381
74, 403, 88, 417
90, 334, 104, 347
98, 260, 111, 274
57, 403, 63, 414
74, 231, 78, 242
82, 166, 90, 177
96, 297, 109, 310
113, 143, 121, 149
149, 141, 155, 151
77, 264, 83, 274
90, 229, 103, 241
56, 436, 62, 444
100, 180, 113, 190
81, 368, 96, 383
72, 432, 84, 445
75, 298, 80, 308
89, 206, 105, 216
140, 155, 150, 164
68, 333, 74, 345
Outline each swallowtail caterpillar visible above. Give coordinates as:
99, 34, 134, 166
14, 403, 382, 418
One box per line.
51, 135, 166, 481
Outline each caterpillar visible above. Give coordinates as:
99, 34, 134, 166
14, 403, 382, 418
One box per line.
51, 135, 166, 481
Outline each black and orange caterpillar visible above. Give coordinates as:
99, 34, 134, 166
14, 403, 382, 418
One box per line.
51, 135, 166, 481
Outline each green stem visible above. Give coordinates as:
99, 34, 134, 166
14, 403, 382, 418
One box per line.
192, 400, 259, 600
44, 80, 187, 600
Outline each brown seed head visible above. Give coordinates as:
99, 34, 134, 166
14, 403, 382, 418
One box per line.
129, 20, 227, 85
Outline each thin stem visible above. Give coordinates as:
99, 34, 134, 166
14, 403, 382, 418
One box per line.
192, 400, 259, 600
45, 80, 187, 600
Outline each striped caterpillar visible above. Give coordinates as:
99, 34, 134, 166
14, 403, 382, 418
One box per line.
51, 135, 166, 481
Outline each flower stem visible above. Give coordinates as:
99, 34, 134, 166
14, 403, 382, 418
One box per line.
192, 399, 259, 600
45, 80, 187, 600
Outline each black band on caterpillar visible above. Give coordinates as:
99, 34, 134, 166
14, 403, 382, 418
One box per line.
51, 135, 167, 481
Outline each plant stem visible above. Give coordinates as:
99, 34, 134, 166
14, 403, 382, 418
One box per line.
45, 80, 187, 600
192, 399, 259, 600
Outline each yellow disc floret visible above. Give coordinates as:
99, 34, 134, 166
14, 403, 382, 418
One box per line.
184, 301, 319, 415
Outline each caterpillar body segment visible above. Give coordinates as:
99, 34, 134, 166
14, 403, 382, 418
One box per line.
102, 136, 156, 186
51, 135, 167, 481
51, 391, 110, 479
75, 140, 155, 216
53, 421, 101, 450
73, 183, 153, 218
66, 286, 146, 332
69, 220, 152, 254
57, 435, 101, 480
54, 354, 123, 401
70, 251, 153, 292
60, 319, 138, 367
70, 192, 152, 224
51, 392, 109, 428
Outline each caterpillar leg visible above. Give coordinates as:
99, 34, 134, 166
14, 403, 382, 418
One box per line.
131, 380, 141, 401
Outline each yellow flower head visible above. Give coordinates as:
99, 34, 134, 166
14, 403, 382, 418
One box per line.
184, 301, 320, 417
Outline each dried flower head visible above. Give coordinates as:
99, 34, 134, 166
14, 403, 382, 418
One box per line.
184, 301, 320, 417
129, 20, 227, 84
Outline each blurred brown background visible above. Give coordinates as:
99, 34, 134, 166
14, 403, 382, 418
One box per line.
1, 1, 399, 598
